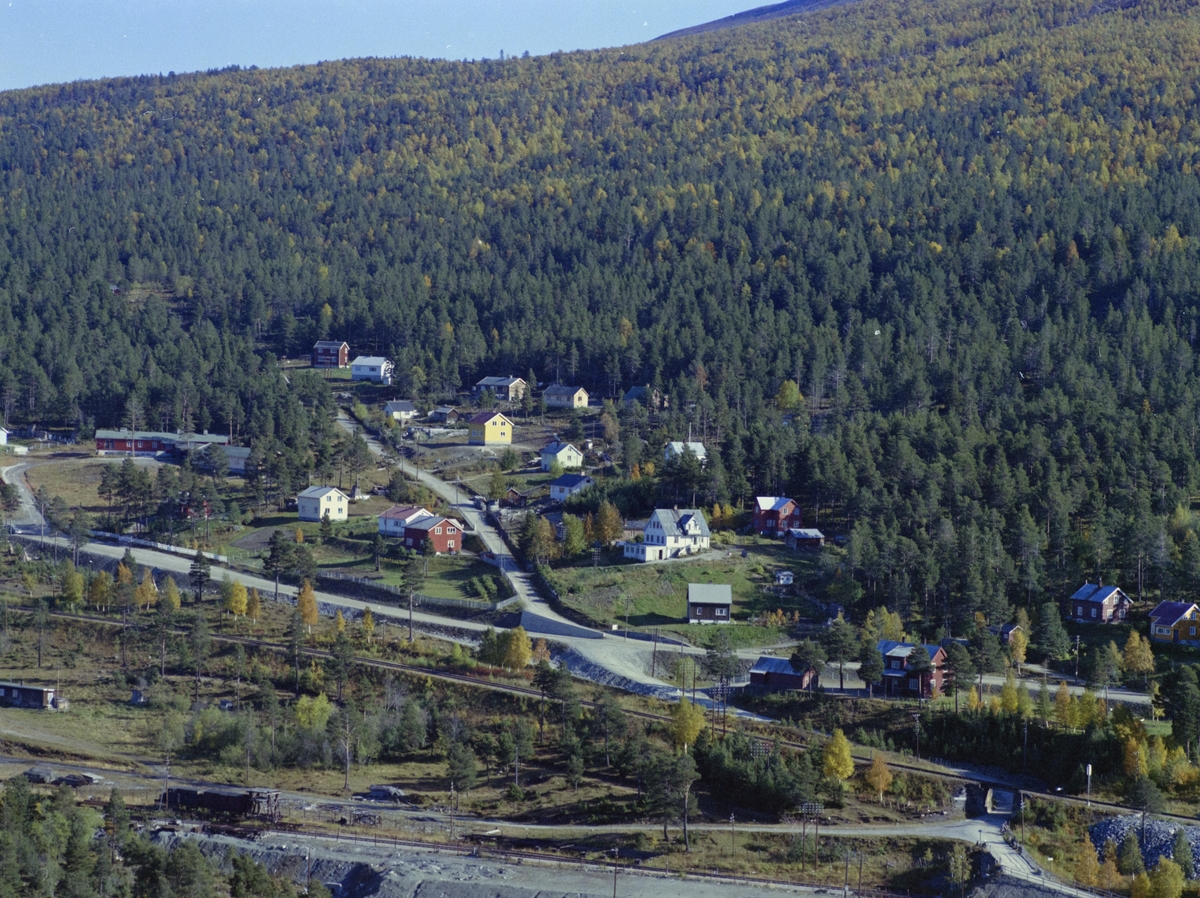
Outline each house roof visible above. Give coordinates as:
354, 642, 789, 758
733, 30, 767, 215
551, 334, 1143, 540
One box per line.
687, 583, 732, 606
1150, 601, 1199, 627
623, 385, 654, 402
542, 440, 580, 456
877, 640, 943, 664
1070, 582, 1129, 604
298, 486, 347, 500
95, 428, 177, 441
647, 507, 711, 539
378, 504, 430, 523
431, 406, 458, 416
469, 410, 512, 425
750, 656, 805, 676
404, 513, 454, 532
476, 376, 524, 388
384, 400, 416, 414
544, 383, 585, 397
550, 473, 593, 490
665, 441, 707, 459
787, 528, 825, 540
313, 340, 348, 350
351, 356, 390, 367
756, 496, 796, 512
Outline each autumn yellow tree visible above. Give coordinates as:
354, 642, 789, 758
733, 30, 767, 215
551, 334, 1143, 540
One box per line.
89, 570, 113, 610
335, 609, 346, 633
135, 569, 157, 610
668, 699, 706, 752
1009, 628, 1028, 673
223, 579, 248, 618
246, 587, 261, 622
864, 753, 893, 803
1055, 680, 1072, 727
1124, 631, 1155, 685
163, 576, 181, 610
361, 606, 375, 642
504, 625, 533, 670
1151, 858, 1184, 898
298, 579, 318, 634
1076, 844, 1101, 887
1000, 670, 1019, 714
1133, 872, 1152, 898
824, 728, 855, 781
1124, 736, 1148, 778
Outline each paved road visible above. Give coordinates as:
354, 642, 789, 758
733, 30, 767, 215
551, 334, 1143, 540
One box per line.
334, 412, 694, 700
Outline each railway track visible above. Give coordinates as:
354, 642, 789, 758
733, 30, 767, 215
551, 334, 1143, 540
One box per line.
22, 606, 1175, 824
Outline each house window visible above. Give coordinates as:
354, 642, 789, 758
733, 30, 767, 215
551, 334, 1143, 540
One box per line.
448, 540, 455, 549
1091, 608, 1097, 618
1191, 627, 1196, 637
716, 607, 728, 617
909, 678, 919, 690
435, 527, 442, 535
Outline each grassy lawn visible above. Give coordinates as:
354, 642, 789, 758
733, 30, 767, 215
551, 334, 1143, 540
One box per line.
23, 454, 158, 515
550, 538, 822, 646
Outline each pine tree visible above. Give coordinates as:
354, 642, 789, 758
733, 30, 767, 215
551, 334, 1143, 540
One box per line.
1120, 830, 1146, 876
1173, 827, 1194, 880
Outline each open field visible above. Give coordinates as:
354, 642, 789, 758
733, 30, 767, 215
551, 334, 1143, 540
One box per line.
548, 538, 825, 648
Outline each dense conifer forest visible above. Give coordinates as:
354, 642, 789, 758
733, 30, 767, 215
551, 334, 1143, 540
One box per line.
5, 0, 1200, 626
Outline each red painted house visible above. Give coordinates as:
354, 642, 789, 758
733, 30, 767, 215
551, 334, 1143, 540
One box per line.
400, 512, 461, 554
312, 341, 350, 368
1069, 581, 1132, 623
749, 656, 819, 691
753, 497, 804, 536
878, 640, 946, 698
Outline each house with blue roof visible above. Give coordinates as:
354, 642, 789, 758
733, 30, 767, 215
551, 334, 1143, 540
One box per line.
1069, 581, 1131, 624
1149, 601, 1200, 644
877, 640, 946, 699
749, 656, 819, 692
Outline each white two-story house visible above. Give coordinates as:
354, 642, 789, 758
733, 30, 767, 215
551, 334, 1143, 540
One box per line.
623, 508, 711, 562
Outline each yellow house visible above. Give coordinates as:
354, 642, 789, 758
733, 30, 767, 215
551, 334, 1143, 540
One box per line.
1149, 601, 1200, 643
468, 410, 513, 445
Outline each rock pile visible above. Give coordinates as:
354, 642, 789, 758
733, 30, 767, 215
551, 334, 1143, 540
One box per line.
1089, 815, 1200, 878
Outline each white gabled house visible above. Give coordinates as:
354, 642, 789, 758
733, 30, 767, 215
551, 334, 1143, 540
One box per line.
664, 441, 707, 465
549, 473, 594, 502
377, 504, 431, 537
297, 486, 349, 522
350, 356, 394, 385
541, 440, 584, 471
623, 508, 711, 562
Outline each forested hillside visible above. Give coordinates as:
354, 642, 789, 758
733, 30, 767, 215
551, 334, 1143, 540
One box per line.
5, 0, 1200, 627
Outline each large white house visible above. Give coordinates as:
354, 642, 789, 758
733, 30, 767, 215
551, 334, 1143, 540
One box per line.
623, 508, 711, 562
350, 356, 394, 385
297, 486, 349, 522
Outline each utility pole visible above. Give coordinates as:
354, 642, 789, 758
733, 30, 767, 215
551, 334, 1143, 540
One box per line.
1075, 635, 1081, 681
730, 814, 735, 856
612, 847, 619, 898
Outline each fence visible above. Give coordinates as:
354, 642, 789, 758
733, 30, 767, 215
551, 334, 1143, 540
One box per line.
87, 530, 228, 564
315, 570, 501, 613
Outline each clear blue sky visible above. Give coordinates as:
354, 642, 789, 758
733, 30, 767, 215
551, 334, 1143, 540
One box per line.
0, 0, 766, 92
